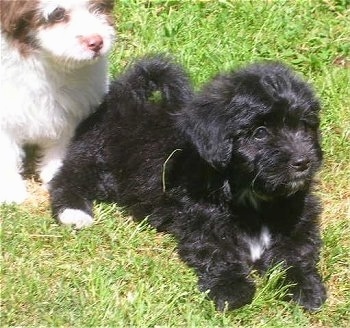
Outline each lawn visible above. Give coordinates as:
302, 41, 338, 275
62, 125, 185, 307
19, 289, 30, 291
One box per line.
1, 0, 349, 327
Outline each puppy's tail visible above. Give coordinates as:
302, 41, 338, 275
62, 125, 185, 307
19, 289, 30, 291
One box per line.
111, 55, 193, 111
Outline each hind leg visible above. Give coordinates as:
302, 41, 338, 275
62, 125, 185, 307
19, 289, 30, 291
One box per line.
49, 163, 96, 229
48, 138, 110, 229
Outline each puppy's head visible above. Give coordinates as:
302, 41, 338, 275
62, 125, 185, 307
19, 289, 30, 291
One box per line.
0, 0, 115, 66
181, 62, 322, 198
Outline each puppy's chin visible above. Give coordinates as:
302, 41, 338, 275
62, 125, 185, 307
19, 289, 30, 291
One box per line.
247, 160, 320, 199
285, 179, 309, 195
252, 178, 309, 199
43, 51, 105, 71
51, 56, 100, 69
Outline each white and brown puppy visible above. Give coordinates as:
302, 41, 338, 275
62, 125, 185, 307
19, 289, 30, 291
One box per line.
0, 0, 115, 203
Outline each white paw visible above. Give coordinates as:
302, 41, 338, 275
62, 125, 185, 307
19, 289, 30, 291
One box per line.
0, 175, 28, 204
58, 208, 94, 229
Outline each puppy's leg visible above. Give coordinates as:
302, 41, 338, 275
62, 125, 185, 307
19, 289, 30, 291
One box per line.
158, 205, 256, 311
264, 230, 326, 311
0, 134, 27, 203
285, 265, 326, 312
38, 137, 72, 187
180, 238, 255, 311
48, 143, 111, 229
198, 267, 256, 311
49, 164, 95, 229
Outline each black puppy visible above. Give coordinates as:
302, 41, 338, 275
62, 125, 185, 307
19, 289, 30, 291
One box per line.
49, 56, 327, 311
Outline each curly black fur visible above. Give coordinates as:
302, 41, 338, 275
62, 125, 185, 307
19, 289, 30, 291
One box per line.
49, 56, 326, 311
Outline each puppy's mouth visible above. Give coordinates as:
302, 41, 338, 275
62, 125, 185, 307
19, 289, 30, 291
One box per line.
250, 153, 318, 198
285, 178, 308, 195
92, 51, 102, 59
251, 172, 311, 199
284, 162, 315, 194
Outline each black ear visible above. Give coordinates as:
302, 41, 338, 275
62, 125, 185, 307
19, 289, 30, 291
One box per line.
179, 102, 233, 170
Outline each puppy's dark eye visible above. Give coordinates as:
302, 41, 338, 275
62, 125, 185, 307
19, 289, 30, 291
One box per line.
48, 7, 66, 22
253, 126, 269, 140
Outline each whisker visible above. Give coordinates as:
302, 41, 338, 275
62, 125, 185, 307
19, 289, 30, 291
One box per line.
250, 167, 263, 195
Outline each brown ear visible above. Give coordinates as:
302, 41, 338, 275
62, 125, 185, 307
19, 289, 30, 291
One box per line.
1, 1, 28, 34
88, 0, 115, 26
0, 0, 41, 55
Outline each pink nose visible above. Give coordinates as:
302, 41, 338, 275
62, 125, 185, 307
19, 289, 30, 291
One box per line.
80, 34, 103, 53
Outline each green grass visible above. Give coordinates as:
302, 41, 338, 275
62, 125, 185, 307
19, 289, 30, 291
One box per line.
1, 0, 349, 326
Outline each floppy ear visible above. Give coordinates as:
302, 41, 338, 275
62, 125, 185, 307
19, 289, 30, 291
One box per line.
180, 102, 233, 170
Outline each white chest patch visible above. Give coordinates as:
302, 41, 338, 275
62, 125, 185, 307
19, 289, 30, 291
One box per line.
245, 226, 271, 262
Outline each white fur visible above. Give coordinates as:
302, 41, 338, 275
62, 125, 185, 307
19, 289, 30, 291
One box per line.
0, 0, 115, 203
58, 208, 94, 229
245, 227, 271, 262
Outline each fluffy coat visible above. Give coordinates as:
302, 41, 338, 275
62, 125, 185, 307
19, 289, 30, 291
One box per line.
0, 0, 115, 203
50, 56, 327, 311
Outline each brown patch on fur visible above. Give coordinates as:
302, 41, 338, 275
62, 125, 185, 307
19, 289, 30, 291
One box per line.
89, 0, 115, 26
0, 0, 42, 56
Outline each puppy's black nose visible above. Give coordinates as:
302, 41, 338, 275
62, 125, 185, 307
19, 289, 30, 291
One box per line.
291, 157, 311, 172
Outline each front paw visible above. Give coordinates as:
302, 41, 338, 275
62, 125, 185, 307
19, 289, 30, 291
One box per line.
291, 277, 327, 311
201, 277, 256, 311
0, 174, 28, 204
